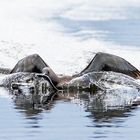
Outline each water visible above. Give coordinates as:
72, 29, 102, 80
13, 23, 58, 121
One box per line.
0, 0, 140, 139
0, 89, 140, 140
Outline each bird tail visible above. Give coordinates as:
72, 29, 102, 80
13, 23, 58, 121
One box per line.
129, 70, 140, 79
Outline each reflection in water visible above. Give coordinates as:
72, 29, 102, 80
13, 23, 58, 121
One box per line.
61, 90, 137, 122
60, 90, 139, 139
12, 89, 57, 117
0, 84, 140, 140
9, 85, 139, 122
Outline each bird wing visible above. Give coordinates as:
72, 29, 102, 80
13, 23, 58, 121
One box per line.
80, 52, 140, 79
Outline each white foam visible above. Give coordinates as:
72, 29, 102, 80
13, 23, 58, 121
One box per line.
0, 88, 12, 99
0, 0, 139, 74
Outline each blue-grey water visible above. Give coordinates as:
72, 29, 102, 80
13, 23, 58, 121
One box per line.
0, 88, 140, 140
0, 0, 140, 140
